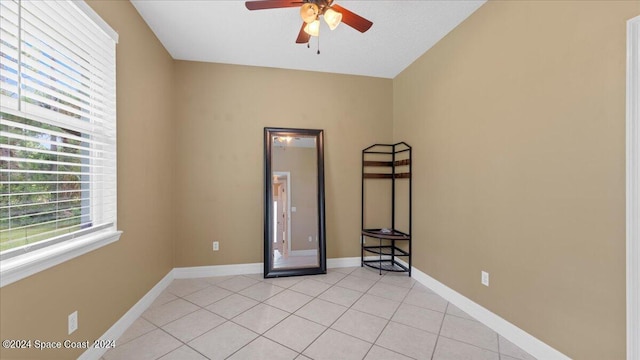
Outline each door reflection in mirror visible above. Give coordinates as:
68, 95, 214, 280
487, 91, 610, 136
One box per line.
272, 171, 291, 262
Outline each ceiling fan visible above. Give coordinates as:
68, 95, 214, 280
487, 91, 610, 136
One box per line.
245, 0, 373, 45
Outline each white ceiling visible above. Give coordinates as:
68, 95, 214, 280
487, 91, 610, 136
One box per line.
131, 0, 486, 79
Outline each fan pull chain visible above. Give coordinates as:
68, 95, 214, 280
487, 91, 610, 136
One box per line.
317, 34, 320, 55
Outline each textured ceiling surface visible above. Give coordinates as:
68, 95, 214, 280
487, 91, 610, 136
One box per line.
131, 0, 486, 79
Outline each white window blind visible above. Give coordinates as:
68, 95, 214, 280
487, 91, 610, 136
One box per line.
0, 0, 117, 259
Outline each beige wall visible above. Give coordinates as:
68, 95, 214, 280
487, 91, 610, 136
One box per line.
393, 1, 638, 359
273, 145, 318, 251
173, 61, 393, 266
0, 1, 175, 358
1, 0, 636, 358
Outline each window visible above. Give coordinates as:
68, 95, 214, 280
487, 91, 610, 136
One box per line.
0, 0, 119, 287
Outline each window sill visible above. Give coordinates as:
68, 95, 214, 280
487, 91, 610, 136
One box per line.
0, 229, 122, 288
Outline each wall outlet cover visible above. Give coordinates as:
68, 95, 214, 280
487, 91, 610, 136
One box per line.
213, 241, 219, 251
481, 271, 489, 286
68, 311, 78, 335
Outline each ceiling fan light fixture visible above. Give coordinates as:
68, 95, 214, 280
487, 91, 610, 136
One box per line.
300, 3, 319, 23
323, 8, 342, 30
304, 19, 320, 37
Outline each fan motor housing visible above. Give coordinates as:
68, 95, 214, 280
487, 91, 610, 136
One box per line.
307, 0, 333, 12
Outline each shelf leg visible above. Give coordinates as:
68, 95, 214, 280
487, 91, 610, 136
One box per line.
378, 237, 382, 275
391, 239, 395, 270
361, 235, 364, 268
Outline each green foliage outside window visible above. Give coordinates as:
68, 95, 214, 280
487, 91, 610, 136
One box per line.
0, 113, 88, 251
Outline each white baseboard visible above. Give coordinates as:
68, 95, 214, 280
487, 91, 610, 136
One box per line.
79, 270, 174, 360
173, 257, 365, 280
173, 258, 365, 278
409, 265, 571, 360
174, 262, 263, 278
328, 256, 399, 269
172, 258, 362, 280
327, 256, 360, 268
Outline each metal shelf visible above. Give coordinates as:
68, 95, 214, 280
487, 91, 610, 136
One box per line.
363, 259, 409, 273
362, 228, 410, 240
361, 142, 412, 277
363, 245, 409, 257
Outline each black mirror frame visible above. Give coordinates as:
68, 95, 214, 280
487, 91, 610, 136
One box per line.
264, 127, 327, 278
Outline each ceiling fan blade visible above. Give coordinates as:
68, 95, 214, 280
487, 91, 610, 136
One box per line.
245, 1, 304, 11
331, 4, 373, 33
295, 22, 310, 44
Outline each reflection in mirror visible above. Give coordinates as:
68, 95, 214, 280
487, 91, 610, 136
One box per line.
264, 128, 326, 277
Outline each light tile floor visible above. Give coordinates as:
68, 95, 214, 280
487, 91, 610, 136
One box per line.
102, 267, 537, 360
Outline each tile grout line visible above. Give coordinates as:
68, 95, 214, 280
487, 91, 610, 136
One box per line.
236, 272, 356, 358
222, 335, 261, 360
106, 274, 311, 359
363, 271, 419, 360
119, 271, 332, 358
223, 271, 355, 359
169, 277, 284, 359
435, 333, 503, 356
302, 267, 412, 357
336, 276, 388, 359
167, 280, 264, 360
429, 301, 450, 360
156, 326, 211, 360
294, 267, 375, 358
114, 319, 159, 348
209, 277, 301, 359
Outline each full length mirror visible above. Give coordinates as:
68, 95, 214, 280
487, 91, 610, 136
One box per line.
264, 128, 326, 277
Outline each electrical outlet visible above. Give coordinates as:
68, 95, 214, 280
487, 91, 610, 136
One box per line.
213, 241, 219, 251
68, 311, 78, 335
308, 236, 312, 242
481, 271, 489, 286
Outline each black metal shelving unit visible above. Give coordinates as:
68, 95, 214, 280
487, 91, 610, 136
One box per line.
361, 142, 411, 276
